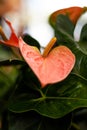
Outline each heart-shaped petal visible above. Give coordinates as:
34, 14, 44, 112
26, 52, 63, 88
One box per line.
19, 38, 75, 88
0, 18, 18, 47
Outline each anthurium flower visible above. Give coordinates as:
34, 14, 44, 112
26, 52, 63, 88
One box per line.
49, 6, 87, 27
0, 19, 75, 88
19, 37, 75, 88
0, 18, 19, 47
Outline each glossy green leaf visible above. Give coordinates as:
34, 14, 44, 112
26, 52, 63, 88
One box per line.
0, 45, 24, 98
0, 43, 22, 61
0, 66, 19, 98
23, 34, 40, 50
8, 74, 87, 119
77, 41, 87, 55
0, 44, 25, 66
80, 24, 87, 41
54, 15, 87, 81
55, 15, 75, 44
9, 111, 72, 130
8, 15, 87, 119
0, 45, 13, 60
0, 59, 25, 66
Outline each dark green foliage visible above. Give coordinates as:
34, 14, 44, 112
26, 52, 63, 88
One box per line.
23, 34, 40, 50
1, 14, 87, 130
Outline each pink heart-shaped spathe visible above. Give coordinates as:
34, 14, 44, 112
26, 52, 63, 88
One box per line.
19, 38, 75, 88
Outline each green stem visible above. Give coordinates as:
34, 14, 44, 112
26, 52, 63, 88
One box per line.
71, 122, 80, 130
35, 87, 45, 98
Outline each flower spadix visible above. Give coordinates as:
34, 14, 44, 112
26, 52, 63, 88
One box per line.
19, 37, 75, 88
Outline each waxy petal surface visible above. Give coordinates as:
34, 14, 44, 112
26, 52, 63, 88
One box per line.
19, 38, 75, 88
0, 18, 18, 47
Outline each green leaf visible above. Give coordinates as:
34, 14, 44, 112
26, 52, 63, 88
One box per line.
0, 43, 22, 61
77, 41, 87, 55
0, 66, 19, 98
80, 24, 87, 41
54, 15, 87, 81
7, 15, 87, 120
0, 59, 25, 66
0, 45, 13, 60
72, 50, 87, 80
0, 48, 24, 98
23, 34, 40, 50
9, 111, 72, 130
0, 44, 25, 66
55, 15, 75, 43
8, 74, 87, 119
